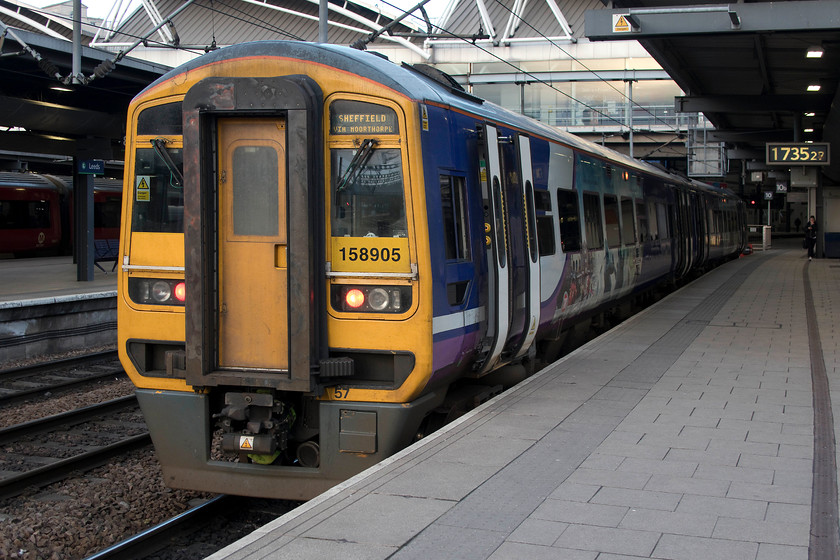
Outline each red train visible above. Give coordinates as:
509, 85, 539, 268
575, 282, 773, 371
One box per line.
0, 172, 122, 257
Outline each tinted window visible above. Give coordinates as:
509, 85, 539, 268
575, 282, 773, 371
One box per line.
0, 200, 50, 229
583, 192, 604, 250
637, 200, 648, 241
535, 188, 555, 256
441, 175, 470, 261
95, 196, 122, 229
621, 197, 636, 244
137, 102, 183, 136
604, 194, 620, 247
556, 189, 581, 253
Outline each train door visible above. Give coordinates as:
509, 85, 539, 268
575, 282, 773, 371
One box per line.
476, 125, 538, 373
513, 136, 540, 359
476, 124, 510, 373
675, 188, 689, 278
217, 118, 289, 370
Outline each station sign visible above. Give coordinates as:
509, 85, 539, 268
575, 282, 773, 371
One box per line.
766, 142, 829, 166
78, 159, 105, 175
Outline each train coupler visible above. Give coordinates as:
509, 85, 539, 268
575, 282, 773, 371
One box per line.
213, 391, 296, 460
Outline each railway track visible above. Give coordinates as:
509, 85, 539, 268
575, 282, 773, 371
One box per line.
85, 495, 299, 560
0, 350, 125, 406
0, 394, 150, 499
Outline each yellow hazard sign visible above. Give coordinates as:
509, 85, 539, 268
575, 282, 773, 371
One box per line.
613, 14, 633, 33
239, 435, 254, 450
136, 175, 151, 202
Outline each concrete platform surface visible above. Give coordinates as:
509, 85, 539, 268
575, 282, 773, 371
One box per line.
209, 245, 838, 560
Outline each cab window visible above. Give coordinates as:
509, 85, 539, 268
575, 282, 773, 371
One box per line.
130, 146, 184, 233
331, 147, 406, 238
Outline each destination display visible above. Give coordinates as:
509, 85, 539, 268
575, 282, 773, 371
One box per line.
330, 100, 398, 135
766, 142, 830, 165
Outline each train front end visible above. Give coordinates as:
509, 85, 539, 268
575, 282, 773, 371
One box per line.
117, 43, 439, 500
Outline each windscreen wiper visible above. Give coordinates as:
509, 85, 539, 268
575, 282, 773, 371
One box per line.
336, 138, 377, 193
151, 137, 185, 188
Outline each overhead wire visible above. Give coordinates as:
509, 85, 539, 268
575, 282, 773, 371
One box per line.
376, 0, 687, 144
487, 0, 682, 134
7, 0, 688, 150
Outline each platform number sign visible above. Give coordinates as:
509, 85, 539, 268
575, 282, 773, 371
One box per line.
78, 159, 104, 175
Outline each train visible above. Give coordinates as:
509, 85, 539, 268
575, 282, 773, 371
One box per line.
0, 172, 122, 256
116, 40, 747, 500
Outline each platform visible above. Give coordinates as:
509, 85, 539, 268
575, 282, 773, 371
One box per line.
209, 240, 838, 560
0, 256, 116, 304
0, 257, 117, 366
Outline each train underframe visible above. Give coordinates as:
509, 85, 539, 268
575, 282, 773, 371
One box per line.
137, 387, 444, 500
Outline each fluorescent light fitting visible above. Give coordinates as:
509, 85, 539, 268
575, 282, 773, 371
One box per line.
49, 85, 73, 92
807, 84, 821, 92
804, 128, 814, 133
804, 112, 816, 117
806, 46, 824, 58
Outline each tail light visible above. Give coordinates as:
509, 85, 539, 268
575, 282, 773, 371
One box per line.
129, 278, 186, 306
331, 285, 411, 313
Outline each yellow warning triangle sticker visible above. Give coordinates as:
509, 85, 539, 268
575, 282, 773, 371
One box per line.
240, 436, 253, 450
614, 15, 630, 33
137, 178, 150, 190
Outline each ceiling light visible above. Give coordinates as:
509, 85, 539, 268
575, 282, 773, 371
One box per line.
806, 46, 824, 58
49, 85, 73, 92
804, 112, 816, 117
804, 128, 814, 133
807, 84, 821, 92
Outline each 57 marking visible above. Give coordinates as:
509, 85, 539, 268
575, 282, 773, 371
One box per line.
334, 387, 350, 399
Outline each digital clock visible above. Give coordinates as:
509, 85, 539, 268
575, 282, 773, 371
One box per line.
766, 142, 830, 166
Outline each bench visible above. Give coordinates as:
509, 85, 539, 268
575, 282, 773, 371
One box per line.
94, 238, 119, 272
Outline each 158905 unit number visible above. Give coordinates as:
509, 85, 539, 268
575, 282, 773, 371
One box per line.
338, 247, 401, 262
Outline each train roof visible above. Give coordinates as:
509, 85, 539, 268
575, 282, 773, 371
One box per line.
145, 41, 737, 200
0, 172, 64, 190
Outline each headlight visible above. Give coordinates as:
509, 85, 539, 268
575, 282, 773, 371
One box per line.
331, 285, 411, 313
367, 288, 390, 311
152, 281, 171, 302
129, 278, 186, 306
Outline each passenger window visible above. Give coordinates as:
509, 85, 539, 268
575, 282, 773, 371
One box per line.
534, 189, 555, 256
555, 189, 581, 253
658, 203, 670, 239
0, 200, 51, 228
647, 201, 659, 241
582, 192, 604, 250
621, 197, 636, 244
440, 175, 470, 261
636, 200, 648, 242
604, 194, 621, 248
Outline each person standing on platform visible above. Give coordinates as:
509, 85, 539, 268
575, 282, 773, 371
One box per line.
805, 215, 818, 261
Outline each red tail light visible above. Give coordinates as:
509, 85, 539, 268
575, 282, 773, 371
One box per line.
345, 288, 365, 308
174, 282, 186, 302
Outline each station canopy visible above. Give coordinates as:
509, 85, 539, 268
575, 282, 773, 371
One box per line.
586, 0, 840, 183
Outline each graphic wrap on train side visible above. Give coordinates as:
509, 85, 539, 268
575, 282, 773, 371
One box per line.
116, 41, 746, 500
